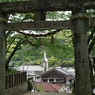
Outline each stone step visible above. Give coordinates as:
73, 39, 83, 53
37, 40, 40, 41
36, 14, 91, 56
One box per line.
20, 92, 74, 95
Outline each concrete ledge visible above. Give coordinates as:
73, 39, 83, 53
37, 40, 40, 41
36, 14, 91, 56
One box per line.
6, 82, 28, 95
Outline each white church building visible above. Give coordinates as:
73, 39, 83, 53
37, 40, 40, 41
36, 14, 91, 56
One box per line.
16, 51, 48, 80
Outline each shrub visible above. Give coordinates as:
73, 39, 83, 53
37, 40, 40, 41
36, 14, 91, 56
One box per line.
27, 80, 33, 91
6, 69, 20, 74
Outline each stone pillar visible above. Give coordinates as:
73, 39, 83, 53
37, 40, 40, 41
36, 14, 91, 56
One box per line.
54, 79, 56, 82
47, 79, 49, 82
72, 8, 91, 95
34, 11, 46, 21
0, 15, 5, 95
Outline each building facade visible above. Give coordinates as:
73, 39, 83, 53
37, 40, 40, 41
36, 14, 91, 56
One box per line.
39, 67, 75, 85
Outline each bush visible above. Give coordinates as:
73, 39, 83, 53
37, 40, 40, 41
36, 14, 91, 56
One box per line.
6, 69, 20, 74
27, 80, 33, 91
70, 81, 75, 94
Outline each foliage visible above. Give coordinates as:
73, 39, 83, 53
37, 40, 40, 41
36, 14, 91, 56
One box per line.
8, 30, 74, 68
70, 81, 75, 94
86, 9, 95, 17
5, 68, 20, 74
27, 80, 33, 91
46, 11, 71, 21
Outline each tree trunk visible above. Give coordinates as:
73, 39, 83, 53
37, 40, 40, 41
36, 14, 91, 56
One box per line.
6, 39, 24, 71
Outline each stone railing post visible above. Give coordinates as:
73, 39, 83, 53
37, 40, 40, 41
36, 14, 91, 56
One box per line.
0, 14, 6, 95
71, 7, 91, 95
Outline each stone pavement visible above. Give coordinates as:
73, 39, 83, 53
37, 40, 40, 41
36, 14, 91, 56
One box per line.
20, 92, 74, 95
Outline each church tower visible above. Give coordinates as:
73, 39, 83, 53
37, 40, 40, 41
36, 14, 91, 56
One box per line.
42, 50, 48, 72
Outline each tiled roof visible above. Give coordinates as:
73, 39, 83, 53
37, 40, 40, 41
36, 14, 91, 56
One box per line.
40, 67, 75, 77
34, 82, 61, 92
55, 68, 70, 76
40, 68, 69, 77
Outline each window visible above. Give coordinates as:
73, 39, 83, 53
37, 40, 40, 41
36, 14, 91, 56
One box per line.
43, 79, 47, 82
49, 79, 54, 82
56, 79, 64, 82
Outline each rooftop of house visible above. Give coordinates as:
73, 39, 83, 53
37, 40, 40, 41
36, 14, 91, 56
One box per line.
40, 67, 75, 77
34, 82, 61, 92
26, 71, 36, 76
55, 67, 75, 77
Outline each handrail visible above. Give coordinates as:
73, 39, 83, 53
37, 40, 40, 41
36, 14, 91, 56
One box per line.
5, 72, 26, 90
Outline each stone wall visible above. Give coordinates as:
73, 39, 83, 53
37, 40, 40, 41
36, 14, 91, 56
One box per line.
5, 82, 27, 95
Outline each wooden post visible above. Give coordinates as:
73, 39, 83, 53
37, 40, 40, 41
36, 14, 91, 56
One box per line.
72, 8, 91, 95
7, 75, 9, 89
